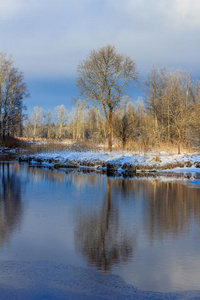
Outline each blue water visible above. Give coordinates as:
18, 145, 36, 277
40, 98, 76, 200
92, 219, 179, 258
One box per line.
0, 162, 200, 299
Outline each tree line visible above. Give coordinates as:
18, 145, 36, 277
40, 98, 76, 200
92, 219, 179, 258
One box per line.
24, 75, 200, 154
0, 46, 199, 153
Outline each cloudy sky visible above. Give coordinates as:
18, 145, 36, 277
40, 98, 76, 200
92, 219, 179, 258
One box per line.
0, 0, 199, 112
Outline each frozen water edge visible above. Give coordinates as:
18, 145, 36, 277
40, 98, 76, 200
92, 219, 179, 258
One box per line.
18, 150, 200, 174
0, 260, 200, 300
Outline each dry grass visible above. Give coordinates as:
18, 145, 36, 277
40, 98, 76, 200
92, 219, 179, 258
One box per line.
0, 136, 28, 149
112, 139, 199, 155
17, 139, 99, 154
7, 136, 199, 155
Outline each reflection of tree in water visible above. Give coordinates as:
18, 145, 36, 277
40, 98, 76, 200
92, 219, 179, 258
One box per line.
75, 178, 134, 271
143, 180, 200, 241
111, 177, 145, 200
0, 163, 24, 246
104, 178, 200, 241
25, 167, 101, 188
75, 176, 200, 251
66, 173, 101, 189
25, 166, 66, 184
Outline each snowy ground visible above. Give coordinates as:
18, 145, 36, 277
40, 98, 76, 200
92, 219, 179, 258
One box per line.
0, 147, 19, 154
18, 150, 200, 174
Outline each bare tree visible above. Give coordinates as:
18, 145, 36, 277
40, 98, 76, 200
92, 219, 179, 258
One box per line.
54, 104, 68, 139
70, 100, 86, 141
113, 100, 136, 149
0, 53, 29, 139
145, 65, 167, 146
29, 107, 44, 139
76, 45, 138, 151
85, 105, 105, 142
165, 70, 193, 154
46, 110, 53, 139
145, 66, 196, 153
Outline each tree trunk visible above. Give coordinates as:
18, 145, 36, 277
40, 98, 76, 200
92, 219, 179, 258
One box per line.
177, 129, 181, 154
178, 141, 181, 154
108, 111, 113, 152
2, 130, 5, 141
59, 124, 63, 139
167, 99, 170, 142
33, 122, 37, 140
122, 137, 126, 150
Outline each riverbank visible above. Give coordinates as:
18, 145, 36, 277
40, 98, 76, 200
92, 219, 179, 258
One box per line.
18, 151, 200, 174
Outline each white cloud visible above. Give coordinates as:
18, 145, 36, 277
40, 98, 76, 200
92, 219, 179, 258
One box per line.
166, 0, 200, 28
178, 0, 200, 21
0, 0, 199, 78
0, 0, 24, 19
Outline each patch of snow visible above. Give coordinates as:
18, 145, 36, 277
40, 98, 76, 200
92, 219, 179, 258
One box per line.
18, 150, 200, 174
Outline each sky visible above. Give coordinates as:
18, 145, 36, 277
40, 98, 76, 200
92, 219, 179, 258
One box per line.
0, 0, 199, 113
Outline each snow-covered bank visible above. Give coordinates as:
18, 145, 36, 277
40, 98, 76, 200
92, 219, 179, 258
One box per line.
0, 147, 19, 154
18, 151, 200, 174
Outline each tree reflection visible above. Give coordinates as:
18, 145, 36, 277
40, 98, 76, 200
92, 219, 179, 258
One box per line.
0, 163, 24, 246
74, 178, 134, 271
25, 166, 66, 184
25, 167, 101, 187
143, 180, 200, 241
104, 178, 200, 242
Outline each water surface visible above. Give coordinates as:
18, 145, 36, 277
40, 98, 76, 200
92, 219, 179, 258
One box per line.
0, 162, 200, 297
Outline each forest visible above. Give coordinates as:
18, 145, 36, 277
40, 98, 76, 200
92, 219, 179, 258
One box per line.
0, 47, 200, 154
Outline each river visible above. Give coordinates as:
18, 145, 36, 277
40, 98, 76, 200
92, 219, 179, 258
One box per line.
0, 162, 200, 299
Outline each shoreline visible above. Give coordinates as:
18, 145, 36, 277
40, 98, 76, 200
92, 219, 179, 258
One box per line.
17, 151, 200, 175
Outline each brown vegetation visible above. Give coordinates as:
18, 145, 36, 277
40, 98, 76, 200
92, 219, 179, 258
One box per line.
22, 65, 200, 154
1, 47, 199, 154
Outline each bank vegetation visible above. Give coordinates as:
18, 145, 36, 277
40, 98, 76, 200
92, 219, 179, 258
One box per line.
23, 66, 200, 154
0, 47, 200, 154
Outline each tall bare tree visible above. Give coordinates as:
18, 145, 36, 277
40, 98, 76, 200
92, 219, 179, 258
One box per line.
0, 53, 29, 139
29, 107, 44, 139
46, 110, 53, 139
76, 45, 138, 151
113, 100, 136, 149
54, 104, 68, 139
70, 100, 85, 141
145, 66, 195, 153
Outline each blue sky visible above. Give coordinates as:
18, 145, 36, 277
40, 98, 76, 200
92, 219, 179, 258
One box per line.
1, 0, 199, 113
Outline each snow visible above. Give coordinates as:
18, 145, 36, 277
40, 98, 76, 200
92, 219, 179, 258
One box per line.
0, 147, 18, 154
18, 150, 200, 174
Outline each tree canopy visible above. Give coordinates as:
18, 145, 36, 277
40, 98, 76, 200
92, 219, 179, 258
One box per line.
76, 45, 138, 151
0, 53, 29, 139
